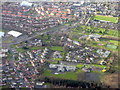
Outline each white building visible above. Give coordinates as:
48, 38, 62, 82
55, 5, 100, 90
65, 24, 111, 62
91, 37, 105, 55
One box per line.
0, 32, 4, 38
20, 1, 33, 7
8, 31, 22, 37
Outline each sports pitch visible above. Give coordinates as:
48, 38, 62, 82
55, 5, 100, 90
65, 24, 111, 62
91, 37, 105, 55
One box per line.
94, 15, 118, 23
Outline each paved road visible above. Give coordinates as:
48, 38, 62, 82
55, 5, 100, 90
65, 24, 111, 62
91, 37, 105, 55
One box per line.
2, 24, 69, 49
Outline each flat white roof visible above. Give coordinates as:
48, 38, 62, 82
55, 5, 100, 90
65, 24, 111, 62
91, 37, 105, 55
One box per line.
20, 1, 32, 7
8, 31, 22, 37
0, 32, 5, 37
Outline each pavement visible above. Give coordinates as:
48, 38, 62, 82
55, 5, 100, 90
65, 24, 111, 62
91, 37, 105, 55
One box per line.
2, 24, 69, 49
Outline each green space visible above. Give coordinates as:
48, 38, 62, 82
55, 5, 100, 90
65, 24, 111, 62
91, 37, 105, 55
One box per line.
43, 69, 83, 80
30, 46, 45, 50
76, 64, 106, 68
0, 29, 9, 33
0, 85, 9, 88
94, 15, 118, 23
91, 64, 106, 68
106, 44, 117, 49
47, 61, 58, 64
71, 24, 119, 52
76, 64, 84, 68
27, 64, 33, 67
2, 40, 13, 43
14, 46, 45, 52
72, 24, 118, 38
52, 58, 63, 61
49, 46, 64, 51
86, 40, 118, 52
109, 40, 118, 46
16, 48, 26, 52
7, 51, 12, 60
43, 62, 106, 80
43, 64, 106, 80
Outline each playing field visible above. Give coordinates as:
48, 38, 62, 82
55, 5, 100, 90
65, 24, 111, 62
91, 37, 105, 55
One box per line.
94, 15, 118, 23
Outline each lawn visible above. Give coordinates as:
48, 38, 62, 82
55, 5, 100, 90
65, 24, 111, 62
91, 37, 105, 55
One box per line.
49, 46, 64, 51
106, 44, 117, 49
109, 40, 118, 46
43, 69, 83, 80
47, 61, 58, 64
43, 63, 106, 80
2, 40, 13, 43
94, 15, 118, 23
52, 58, 63, 61
83, 39, 118, 52
76, 64, 106, 68
76, 64, 84, 68
15, 46, 45, 52
72, 25, 118, 38
16, 48, 26, 52
30, 46, 45, 50
91, 64, 106, 68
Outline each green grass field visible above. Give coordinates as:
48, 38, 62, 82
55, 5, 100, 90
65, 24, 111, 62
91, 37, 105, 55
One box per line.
15, 46, 45, 52
52, 58, 63, 61
91, 64, 106, 68
94, 15, 118, 23
71, 24, 119, 52
43, 69, 83, 80
43, 64, 105, 80
49, 46, 64, 51
30, 46, 45, 50
76, 64, 106, 68
76, 64, 84, 68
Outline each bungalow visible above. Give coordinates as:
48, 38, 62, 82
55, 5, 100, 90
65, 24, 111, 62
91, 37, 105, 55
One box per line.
73, 41, 80, 46
49, 64, 76, 72
53, 51, 62, 58
89, 34, 101, 39
49, 64, 57, 68
57, 66, 65, 72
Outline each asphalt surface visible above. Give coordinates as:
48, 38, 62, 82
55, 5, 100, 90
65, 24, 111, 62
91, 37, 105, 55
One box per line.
2, 24, 69, 49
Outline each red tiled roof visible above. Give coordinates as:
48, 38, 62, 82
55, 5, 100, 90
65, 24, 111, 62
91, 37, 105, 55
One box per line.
17, 15, 21, 17
7, 11, 12, 13
18, 12, 22, 15
28, 16, 31, 18
62, 16, 67, 19
2, 10, 6, 12
56, 13, 61, 16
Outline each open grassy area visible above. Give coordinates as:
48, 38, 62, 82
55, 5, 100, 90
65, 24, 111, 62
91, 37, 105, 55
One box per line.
47, 61, 58, 64
91, 64, 106, 68
76, 64, 84, 68
16, 48, 26, 52
52, 58, 63, 61
71, 27, 118, 52
87, 40, 118, 52
49, 46, 64, 51
106, 44, 117, 49
43, 69, 83, 80
94, 15, 118, 23
2, 40, 13, 43
30, 46, 45, 50
109, 40, 118, 46
15, 46, 45, 52
72, 25, 118, 38
76, 64, 106, 68
43, 63, 106, 80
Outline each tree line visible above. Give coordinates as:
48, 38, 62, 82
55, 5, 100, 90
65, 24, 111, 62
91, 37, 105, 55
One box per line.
42, 77, 110, 89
